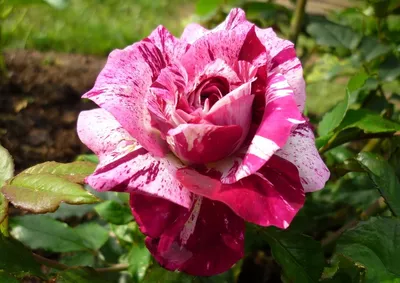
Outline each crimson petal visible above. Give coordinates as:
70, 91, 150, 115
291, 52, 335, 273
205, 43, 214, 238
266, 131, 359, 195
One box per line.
130, 194, 245, 276
166, 123, 243, 164
176, 155, 305, 228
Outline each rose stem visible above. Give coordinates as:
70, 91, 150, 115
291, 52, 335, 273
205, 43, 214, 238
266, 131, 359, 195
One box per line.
288, 0, 308, 45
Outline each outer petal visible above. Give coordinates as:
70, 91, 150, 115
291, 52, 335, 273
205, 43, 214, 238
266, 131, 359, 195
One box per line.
146, 25, 189, 63
176, 155, 305, 228
180, 23, 208, 44
130, 193, 187, 238
130, 194, 245, 276
255, 27, 306, 111
77, 109, 136, 165
212, 8, 306, 111
229, 72, 304, 183
166, 123, 243, 164
214, 8, 247, 32
83, 42, 167, 156
276, 123, 330, 192
87, 148, 192, 209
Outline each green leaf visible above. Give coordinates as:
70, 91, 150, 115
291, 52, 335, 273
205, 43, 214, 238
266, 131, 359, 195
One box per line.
0, 193, 9, 236
258, 226, 325, 283
318, 73, 368, 137
55, 267, 109, 283
74, 222, 109, 250
10, 215, 102, 252
75, 154, 99, 164
126, 244, 151, 282
47, 203, 95, 220
318, 92, 350, 137
100, 237, 125, 264
95, 200, 133, 225
359, 37, 391, 62
323, 254, 366, 283
307, 21, 362, 50
356, 152, 400, 216
110, 222, 142, 246
22, 161, 96, 183
60, 251, 95, 267
338, 109, 400, 133
143, 264, 234, 282
306, 79, 347, 116
379, 55, 400, 82
0, 216, 9, 237
2, 173, 99, 213
347, 72, 370, 99
0, 234, 42, 277
317, 109, 400, 151
330, 173, 380, 210
0, 145, 14, 186
142, 265, 195, 283
195, 0, 224, 16
0, 272, 19, 283
337, 217, 400, 282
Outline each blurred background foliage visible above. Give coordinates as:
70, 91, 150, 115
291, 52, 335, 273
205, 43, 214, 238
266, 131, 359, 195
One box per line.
1, 0, 400, 282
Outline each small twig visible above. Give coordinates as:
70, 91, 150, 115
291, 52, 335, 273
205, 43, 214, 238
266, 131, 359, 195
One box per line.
32, 253, 129, 273
321, 197, 387, 247
95, 263, 129, 273
288, 0, 308, 45
361, 138, 381, 152
319, 132, 396, 154
32, 253, 69, 271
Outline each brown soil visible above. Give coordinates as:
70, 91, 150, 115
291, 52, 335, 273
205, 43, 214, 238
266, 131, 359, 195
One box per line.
0, 50, 106, 172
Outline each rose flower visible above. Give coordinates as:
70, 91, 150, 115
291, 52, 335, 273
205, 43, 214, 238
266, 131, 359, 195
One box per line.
77, 8, 330, 276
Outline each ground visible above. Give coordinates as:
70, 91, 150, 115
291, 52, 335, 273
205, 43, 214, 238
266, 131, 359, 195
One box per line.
0, 50, 105, 172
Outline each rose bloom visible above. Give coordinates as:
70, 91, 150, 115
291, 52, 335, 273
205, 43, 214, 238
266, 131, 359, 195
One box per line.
78, 8, 330, 276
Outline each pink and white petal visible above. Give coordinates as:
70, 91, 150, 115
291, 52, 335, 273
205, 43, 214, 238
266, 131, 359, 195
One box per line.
180, 28, 252, 83
148, 63, 189, 135
230, 72, 305, 182
214, 9, 267, 68
193, 58, 242, 90
176, 155, 305, 228
204, 81, 254, 145
239, 26, 267, 68
255, 27, 306, 111
166, 123, 243, 164
235, 60, 258, 83
83, 42, 168, 156
131, 195, 245, 276
77, 109, 137, 165
146, 25, 189, 63
276, 124, 330, 192
213, 8, 248, 32
87, 148, 192, 209
180, 23, 209, 44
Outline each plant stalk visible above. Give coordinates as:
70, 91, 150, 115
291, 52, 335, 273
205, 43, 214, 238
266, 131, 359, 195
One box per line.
32, 253, 69, 271
319, 132, 397, 154
32, 253, 129, 273
288, 0, 308, 45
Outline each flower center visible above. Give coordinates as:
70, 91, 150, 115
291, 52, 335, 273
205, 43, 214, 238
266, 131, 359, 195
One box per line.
189, 77, 229, 110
